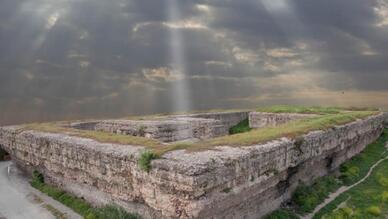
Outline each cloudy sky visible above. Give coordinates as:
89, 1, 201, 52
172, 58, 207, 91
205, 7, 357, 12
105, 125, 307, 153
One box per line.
1, 0, 388, 125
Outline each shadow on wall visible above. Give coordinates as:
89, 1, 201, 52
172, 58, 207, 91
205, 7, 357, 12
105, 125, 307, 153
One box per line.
0, 146, 10, 161
384, 112, 388, 127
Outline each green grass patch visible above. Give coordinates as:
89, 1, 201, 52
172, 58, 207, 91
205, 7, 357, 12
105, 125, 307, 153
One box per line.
85, 206, 139, 219
263, 209, 300, 219
43, 204, 68, 219
292, 176, 343, 213
229, 119, 251, 134
30, 171, 140, 219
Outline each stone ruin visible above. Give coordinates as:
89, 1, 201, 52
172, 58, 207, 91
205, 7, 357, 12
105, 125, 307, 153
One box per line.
0, 110, 385, 218
69, 111, 317, 143
70, 111, 249, 142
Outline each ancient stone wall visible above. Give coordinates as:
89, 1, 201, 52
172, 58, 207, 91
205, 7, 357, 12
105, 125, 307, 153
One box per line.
249, 112, 316, 128
189, 111, 249, 129
94, 120, 193, 142
0, 113, 384, 219
71, 111, 249, 142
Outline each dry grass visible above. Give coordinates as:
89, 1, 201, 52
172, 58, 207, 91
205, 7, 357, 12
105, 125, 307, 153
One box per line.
21, 123, 161, 148
256, 105, 378, 115
19, 107, 380, 155
165, 111, 379, 154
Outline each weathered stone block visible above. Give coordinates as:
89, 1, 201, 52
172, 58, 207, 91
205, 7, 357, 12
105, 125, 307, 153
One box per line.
71, 111, 249, 142
248, 112, 315, 128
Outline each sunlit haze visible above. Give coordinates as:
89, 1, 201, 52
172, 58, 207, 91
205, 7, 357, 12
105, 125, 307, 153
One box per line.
1, 0, 388, 125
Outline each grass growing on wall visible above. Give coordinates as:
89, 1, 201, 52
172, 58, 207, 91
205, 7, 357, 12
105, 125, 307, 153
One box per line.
18, 107, 380, 172
20, 107, 380, 156
138, 151, 158, 172
180, 111, 379, 150
256, 105, 379, 114
30, 171, 140, 219
22, 123, 161, 148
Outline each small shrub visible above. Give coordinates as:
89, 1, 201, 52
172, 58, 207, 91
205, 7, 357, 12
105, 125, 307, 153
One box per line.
376, 174, 388, 187
138, 151, 158, 172
221, 187, 232, 193
137, 126, 147, 137
340, 165, 360, 184
382, 191, 388, 203
32, 170, 45, 184
85, 213, 98, 219
340, 207, 353, 217
366, 206, 381, 216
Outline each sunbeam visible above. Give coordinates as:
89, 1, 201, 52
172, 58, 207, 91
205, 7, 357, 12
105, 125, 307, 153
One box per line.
167, 0, 191, 112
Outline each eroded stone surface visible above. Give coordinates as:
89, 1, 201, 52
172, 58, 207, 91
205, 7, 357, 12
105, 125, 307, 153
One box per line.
383, 112, 388, 127
0, 113, 384, 219
71, 111, 249, 142
249, 112, 316, 128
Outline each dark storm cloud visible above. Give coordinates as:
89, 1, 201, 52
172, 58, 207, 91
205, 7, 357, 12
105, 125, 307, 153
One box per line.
0, 0, 388, 125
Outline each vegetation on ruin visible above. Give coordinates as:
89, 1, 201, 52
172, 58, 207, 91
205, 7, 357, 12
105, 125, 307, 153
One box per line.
21, 123, 161, 148
229, 118, 251, 134
20, 106, 380, 156
263, 209, 299, 219
138, 151, 159, 172
292, 176, 343, 213
173, 110, 379, 152
256, 105, 379, 115
266, 129, 388, 218
30, 171, 140, 219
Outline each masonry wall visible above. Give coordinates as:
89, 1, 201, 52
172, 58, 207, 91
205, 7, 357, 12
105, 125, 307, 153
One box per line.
71, 111, 249, 142
249, 112, 315, 128
0, 113, 384, 219
94, 120, 194, 142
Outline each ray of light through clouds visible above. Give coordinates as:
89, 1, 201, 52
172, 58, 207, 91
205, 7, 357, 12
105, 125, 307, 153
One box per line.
0, 0, 388, 125
166, 0, 191, 112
